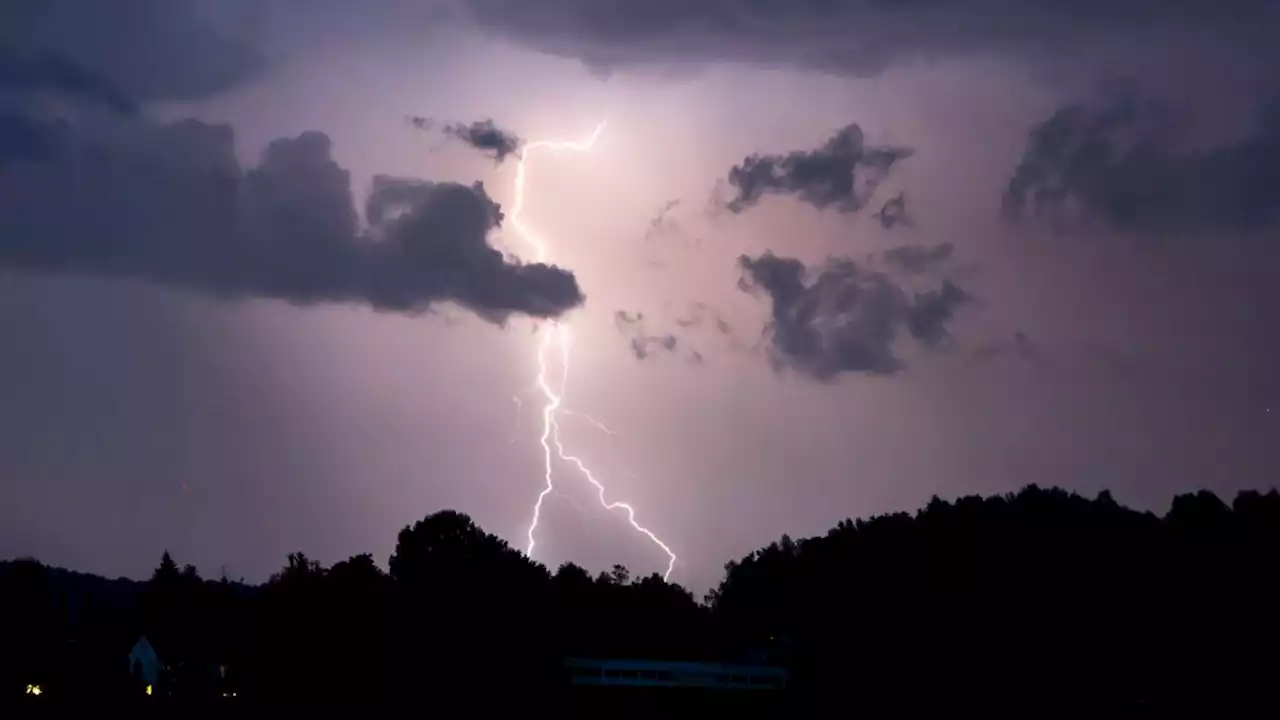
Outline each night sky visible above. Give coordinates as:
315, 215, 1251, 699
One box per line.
2, 0, 1277, 592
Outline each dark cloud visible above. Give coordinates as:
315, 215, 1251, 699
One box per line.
876, 191, 910, 230
0, 1, 263, 103
905, 280, 968, 348
614, 310, 702, 364
722, 124, 911, 214
406, 115, 434, 131
0, 47, 139, 168
456, 0, 1280, 79
443, 119, 522, 163
363, 176, 583, 320
1004, 88, 1280, 232
0, 49, 138, 115
0, 115, 583, 322
0, 114, 67, 165
882, 242, 955, 275
737, 252, 969, 380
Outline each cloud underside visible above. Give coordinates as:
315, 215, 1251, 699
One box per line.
2, 7, 589, 322
739, 251, 967, 380
0, 119, 583, 322
458, 0, 1280, 77
443, 119, 522, 163
1004, 88, 1280, 232
718, 121, 964, 379
1, 6, 579, 325
724, 124, 910, 214
0, 0, 263, 103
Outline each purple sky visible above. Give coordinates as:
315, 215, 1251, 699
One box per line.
2, 0, 1278, 592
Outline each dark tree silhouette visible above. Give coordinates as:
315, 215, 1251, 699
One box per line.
5, 485, 1280, 716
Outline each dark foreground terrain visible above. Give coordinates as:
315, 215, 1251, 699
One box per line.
5, 485, 1280, 717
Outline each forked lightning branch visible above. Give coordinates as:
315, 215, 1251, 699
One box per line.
509, 123, 677, 581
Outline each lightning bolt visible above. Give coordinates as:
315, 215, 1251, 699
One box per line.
562, 409, 621, 437
512, 122, 678, 582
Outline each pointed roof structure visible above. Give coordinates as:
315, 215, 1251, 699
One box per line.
128, 635, 161, 688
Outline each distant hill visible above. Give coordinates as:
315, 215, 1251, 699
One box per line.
0, 558, 258, 627
2, 559, 146, 622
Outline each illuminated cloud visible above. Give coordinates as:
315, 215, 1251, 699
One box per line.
443, 118, 522, 163
738, 252, 969, 380
0, 116, 584, 322
721, 124, 911, 214
1004, 88, 1280, 232
456, 0, 1280, 78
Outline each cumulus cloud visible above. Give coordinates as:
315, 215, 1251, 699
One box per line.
0, 1, 263, 103
722, 124, 911, 214
1003, 88, 1280, 232
443, 119, 522, 163
0, 114, 583, 322
456, 0, 1280, 79
737, 252, 969, 380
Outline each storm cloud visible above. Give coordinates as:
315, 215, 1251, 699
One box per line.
0, 115, 584, 322
456, 0, 1280, 79
1003, 88, 1280, 233
443, 118, 523, 163
0, 48, 138, 115
0, 114, 66, 165
738, 252, 969, 380
722, 124, 911, 214
0, 0, 263, 103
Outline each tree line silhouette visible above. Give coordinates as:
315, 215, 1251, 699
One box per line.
4, 485, 1280, 716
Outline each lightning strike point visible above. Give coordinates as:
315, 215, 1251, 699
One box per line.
514, 122, 677, 582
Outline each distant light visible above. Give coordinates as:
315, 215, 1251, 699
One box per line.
145, 684, 152, 696
25, 684, 42, 696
